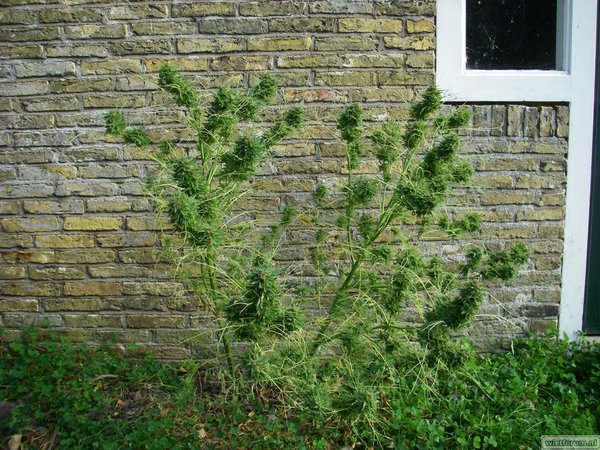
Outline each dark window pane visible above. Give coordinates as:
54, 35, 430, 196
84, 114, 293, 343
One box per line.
466, 0, 558, 70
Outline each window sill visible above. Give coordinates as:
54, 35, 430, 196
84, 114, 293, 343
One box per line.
438, 69, 571, 103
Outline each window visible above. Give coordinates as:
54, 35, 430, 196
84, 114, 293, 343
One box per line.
466, 0, 561, 70
436, 0, 598, 338
436, 0, 574, 102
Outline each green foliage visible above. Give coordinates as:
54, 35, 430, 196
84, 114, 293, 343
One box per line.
225, 257, 292, 340
439, 213, 482, 236
157, 64, 200, 115
2, 329, 597, 449
105, 66, 305, 376
411, 86, 443, 120
482, 242, 531, 280
104, 110, 126, 135
221, 134, 266, 181
371, 121, 402, 182
249, 73, 277, 103
0, 328, 206, 449
337, 102, 364, 170
123, 128, 151, 148
106, 71, 536, 449
261, 106, 304, 146
104, 110, 151, 149
345, 177, 378, 208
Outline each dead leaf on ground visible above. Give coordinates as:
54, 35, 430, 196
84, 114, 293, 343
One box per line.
8, 434, 22, 450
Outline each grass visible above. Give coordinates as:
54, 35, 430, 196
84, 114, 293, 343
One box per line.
1, 327, 598, 449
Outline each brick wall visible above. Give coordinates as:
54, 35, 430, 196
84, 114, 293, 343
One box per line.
0, 0, 567, 357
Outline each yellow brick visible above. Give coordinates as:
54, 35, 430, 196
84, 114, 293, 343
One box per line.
405, 53, 434, 69
131, 22, 195, 36
0, 266, 26, 279
338, 18, 403, 33
379, 71, 434, 86
211, 55, 271, 71
172, 3, 236, 17
122, 281, 182, 296
0, 45, 43, 58
96, 330, 153, 343
176, 37, 243, 54
359, 87, 414, 103
63, 314, 123, 327
96, 232, 156, 247
126, 314, 187, 329
81, 59, 142, 75
15, 61, 76, 78
49, 78, 111, 93
0, 299, 39, 312
19, 165, 77, 181
64, 281, 122, 296
83, 94, 145, 109
127, 216, 172, 231
40, 7, 104, 23
384, 35, 435, 50
22, 97, 79, 112
406, 19, 435, 34
0, 201, 19, 215
477, 158, 538, 171
309, 1, 373, 14
86, 197, 151, 213
1, 251, 55, 264
145, 57, 208, 72
516, 209, 564, 222
248, 36, 311, 52
0, 9, 36, 24
126, 345, 190, 360
277, 54, 338, 68
89, 265, 149, 278
113, 40, 172, 55
63, 216, 122, 231
1, 217, 61, 233
269, 18, 332, 32
36, 234, 95, 248
0, 26, 59, 42
64, 24, 127, 39
239, 1, 305, 16
29, 266, 86, 280
341, 54, 404, 68
118, 249, 163, 264
108, 5, 168, 20
284, 88, 350, 103
314, 71, 377, 87
1, 282, 60, 297
0, 81, 49, 96
315, 36, 378, 51
481, 193, 536, 206
55, 250, 115, 264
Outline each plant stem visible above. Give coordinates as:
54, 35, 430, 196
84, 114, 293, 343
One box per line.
206, 246, 236, 378
310, 196, 401, 354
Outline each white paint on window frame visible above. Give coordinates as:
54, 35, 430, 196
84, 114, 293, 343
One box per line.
436, 0, 598, 338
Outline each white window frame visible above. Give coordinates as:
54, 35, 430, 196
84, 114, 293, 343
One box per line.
436, 0, 598, 338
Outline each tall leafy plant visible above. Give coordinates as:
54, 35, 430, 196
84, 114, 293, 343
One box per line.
243, 89, 530, 443
305, 88, 529, 362
106, 68, 530, 437
105, 66, 304, 375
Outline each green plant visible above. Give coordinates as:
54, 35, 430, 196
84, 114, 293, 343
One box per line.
238, 88, 532, 445
105, 65, 304, 377
0, 328, 207, 449
106, 71, 532, 446
2, 328, 597, 448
